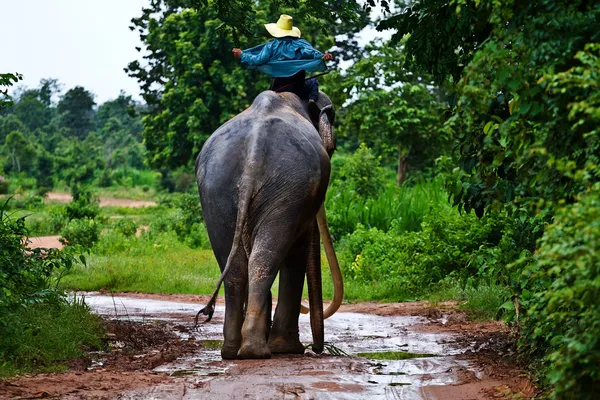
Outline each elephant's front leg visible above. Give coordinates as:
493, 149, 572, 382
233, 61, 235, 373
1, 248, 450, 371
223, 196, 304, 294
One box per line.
268, 234, 309, 354
237, 234, 285, 359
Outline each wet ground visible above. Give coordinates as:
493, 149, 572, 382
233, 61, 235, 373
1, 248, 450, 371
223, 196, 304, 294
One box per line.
0, 293, 536, 399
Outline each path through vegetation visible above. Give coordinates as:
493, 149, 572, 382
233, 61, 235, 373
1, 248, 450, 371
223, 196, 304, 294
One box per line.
0, 293, 536, 399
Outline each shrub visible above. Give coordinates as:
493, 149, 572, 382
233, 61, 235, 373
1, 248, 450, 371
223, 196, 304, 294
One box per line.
60, 218, 100, 248
515, 184, 600, 398
64, 186, 100, 221
337, 207, 519, 300
0, 199, 79, 309
151, 192, 203, 243
0, 176, 8, 194
184, 222, 212, 249
333, 143, 386, 198
111, 217, 138, 237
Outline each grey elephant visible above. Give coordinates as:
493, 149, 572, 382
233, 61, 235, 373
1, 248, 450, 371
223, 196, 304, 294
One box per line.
195, 90, 343, 359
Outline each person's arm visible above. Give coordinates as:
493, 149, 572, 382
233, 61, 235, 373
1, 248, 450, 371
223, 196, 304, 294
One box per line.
297, 39, 333, 61
233, 42, 273, 66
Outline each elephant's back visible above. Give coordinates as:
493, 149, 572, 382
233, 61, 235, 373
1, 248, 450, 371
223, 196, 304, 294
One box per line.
197, 105, 327, 191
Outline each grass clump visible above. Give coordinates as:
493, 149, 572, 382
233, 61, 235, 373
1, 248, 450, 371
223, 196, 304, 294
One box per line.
0, 297, 104, 377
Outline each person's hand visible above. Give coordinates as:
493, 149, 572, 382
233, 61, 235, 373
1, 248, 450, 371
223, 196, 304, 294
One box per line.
322, 52, 333, 61
232, 48, 242, 60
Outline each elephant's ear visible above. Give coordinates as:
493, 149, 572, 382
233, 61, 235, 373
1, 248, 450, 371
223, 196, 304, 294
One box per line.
308, 102, 335, 128
317, 105, 336, 157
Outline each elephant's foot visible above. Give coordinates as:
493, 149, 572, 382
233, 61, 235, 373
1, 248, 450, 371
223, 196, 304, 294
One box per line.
221, 344, 241, 360
268, 335, 305, 354
237, 339, 271, 359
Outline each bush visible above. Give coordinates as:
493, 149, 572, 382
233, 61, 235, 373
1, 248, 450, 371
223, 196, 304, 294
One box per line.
0, 199, 78, 309
0, 198, 101, 377
332, 143, 386, 198
60, 218, 100, 248
64, 186, 100, 221
110, 217, 138, 237
184, 222, 211, 249
0, 176, 8, 194
337, 207, 519, 300
151, 192, 203, 244
3, 192, 45, 211
514, 184, 600, 398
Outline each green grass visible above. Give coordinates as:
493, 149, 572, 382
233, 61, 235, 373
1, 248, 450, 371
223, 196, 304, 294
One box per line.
62, 233, 222, 294
96, 186, 158, 201
428, 279, 511, 321
101, 206, 162, 226
325, 179, 449, 238
0, 297, 104, 377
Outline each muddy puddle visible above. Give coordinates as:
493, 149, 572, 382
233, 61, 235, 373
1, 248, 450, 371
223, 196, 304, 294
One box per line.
70, 292, 523, 399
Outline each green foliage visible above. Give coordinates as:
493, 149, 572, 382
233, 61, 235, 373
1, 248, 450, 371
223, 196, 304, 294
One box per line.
0, 198, 102, 377
59, 187, 102, 248
64, 186, 101, 221
110, 217, 138, 237
0, 176, 8, 194
337, 208, 519, 300
0, 297, 103, 377
150, 192, 203, 243
332, 144, 386, 198
62, 231, 221, 294
326, 177, 447, 239
0, 199, 79, 310
513, 184, 600, 397
0, 73, 23, 111
57, 86, 96, 138
326, 40, 449, 184
59, 218, 100, 248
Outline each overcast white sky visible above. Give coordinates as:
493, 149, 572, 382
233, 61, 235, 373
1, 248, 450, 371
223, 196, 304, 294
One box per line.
0, 0, 391, 104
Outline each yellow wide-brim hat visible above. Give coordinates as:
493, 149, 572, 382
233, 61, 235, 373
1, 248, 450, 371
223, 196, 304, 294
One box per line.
265, 14, 301, 38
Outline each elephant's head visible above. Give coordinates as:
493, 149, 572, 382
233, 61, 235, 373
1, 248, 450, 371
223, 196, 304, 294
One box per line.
307, 92, 336, 158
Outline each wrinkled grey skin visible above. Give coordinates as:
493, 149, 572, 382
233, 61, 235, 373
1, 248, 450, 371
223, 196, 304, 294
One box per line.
195, 91, 335, 359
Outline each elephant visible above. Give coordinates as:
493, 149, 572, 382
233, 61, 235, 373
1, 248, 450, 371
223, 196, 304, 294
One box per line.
195, 90, 343, 360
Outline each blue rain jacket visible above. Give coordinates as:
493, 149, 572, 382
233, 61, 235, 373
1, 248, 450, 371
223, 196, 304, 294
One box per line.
240, 38, 327, 77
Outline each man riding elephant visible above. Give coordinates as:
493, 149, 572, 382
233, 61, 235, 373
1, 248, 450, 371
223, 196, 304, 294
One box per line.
196, 88, 343, 359
232, 14, 333, 111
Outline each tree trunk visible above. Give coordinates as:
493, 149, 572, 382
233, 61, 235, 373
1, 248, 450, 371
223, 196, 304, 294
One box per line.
397, 145, 408, 186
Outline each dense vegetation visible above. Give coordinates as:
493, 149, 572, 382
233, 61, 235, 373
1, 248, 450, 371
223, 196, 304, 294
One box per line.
2, 0, 599, 396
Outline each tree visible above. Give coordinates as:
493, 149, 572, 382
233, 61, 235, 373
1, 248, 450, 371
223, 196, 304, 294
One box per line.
127, 0, 369, 169
2, 131, 36, 174
0, 114, 25, 146
57, 86, 96, 138
95, 91, 142, 136
331, 41, 448, 184
378, 1, 600, 216
13, 90, 54, 133
0, 73, 22, 112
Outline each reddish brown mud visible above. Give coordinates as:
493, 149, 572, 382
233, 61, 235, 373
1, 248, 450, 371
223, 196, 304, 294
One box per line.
0, 293, 536, 400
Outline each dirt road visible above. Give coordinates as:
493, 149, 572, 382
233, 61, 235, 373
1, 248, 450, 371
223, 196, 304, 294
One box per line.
0, 293, 535, 400
45, 192, 156, 208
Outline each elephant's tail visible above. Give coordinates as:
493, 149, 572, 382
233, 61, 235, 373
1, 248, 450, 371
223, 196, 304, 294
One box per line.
195, 179, 253, 326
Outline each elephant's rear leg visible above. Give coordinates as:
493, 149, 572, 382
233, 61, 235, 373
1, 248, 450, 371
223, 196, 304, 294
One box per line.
237, 232, 288, 359
268, 233, 309, 354
221, 250, 248, 359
